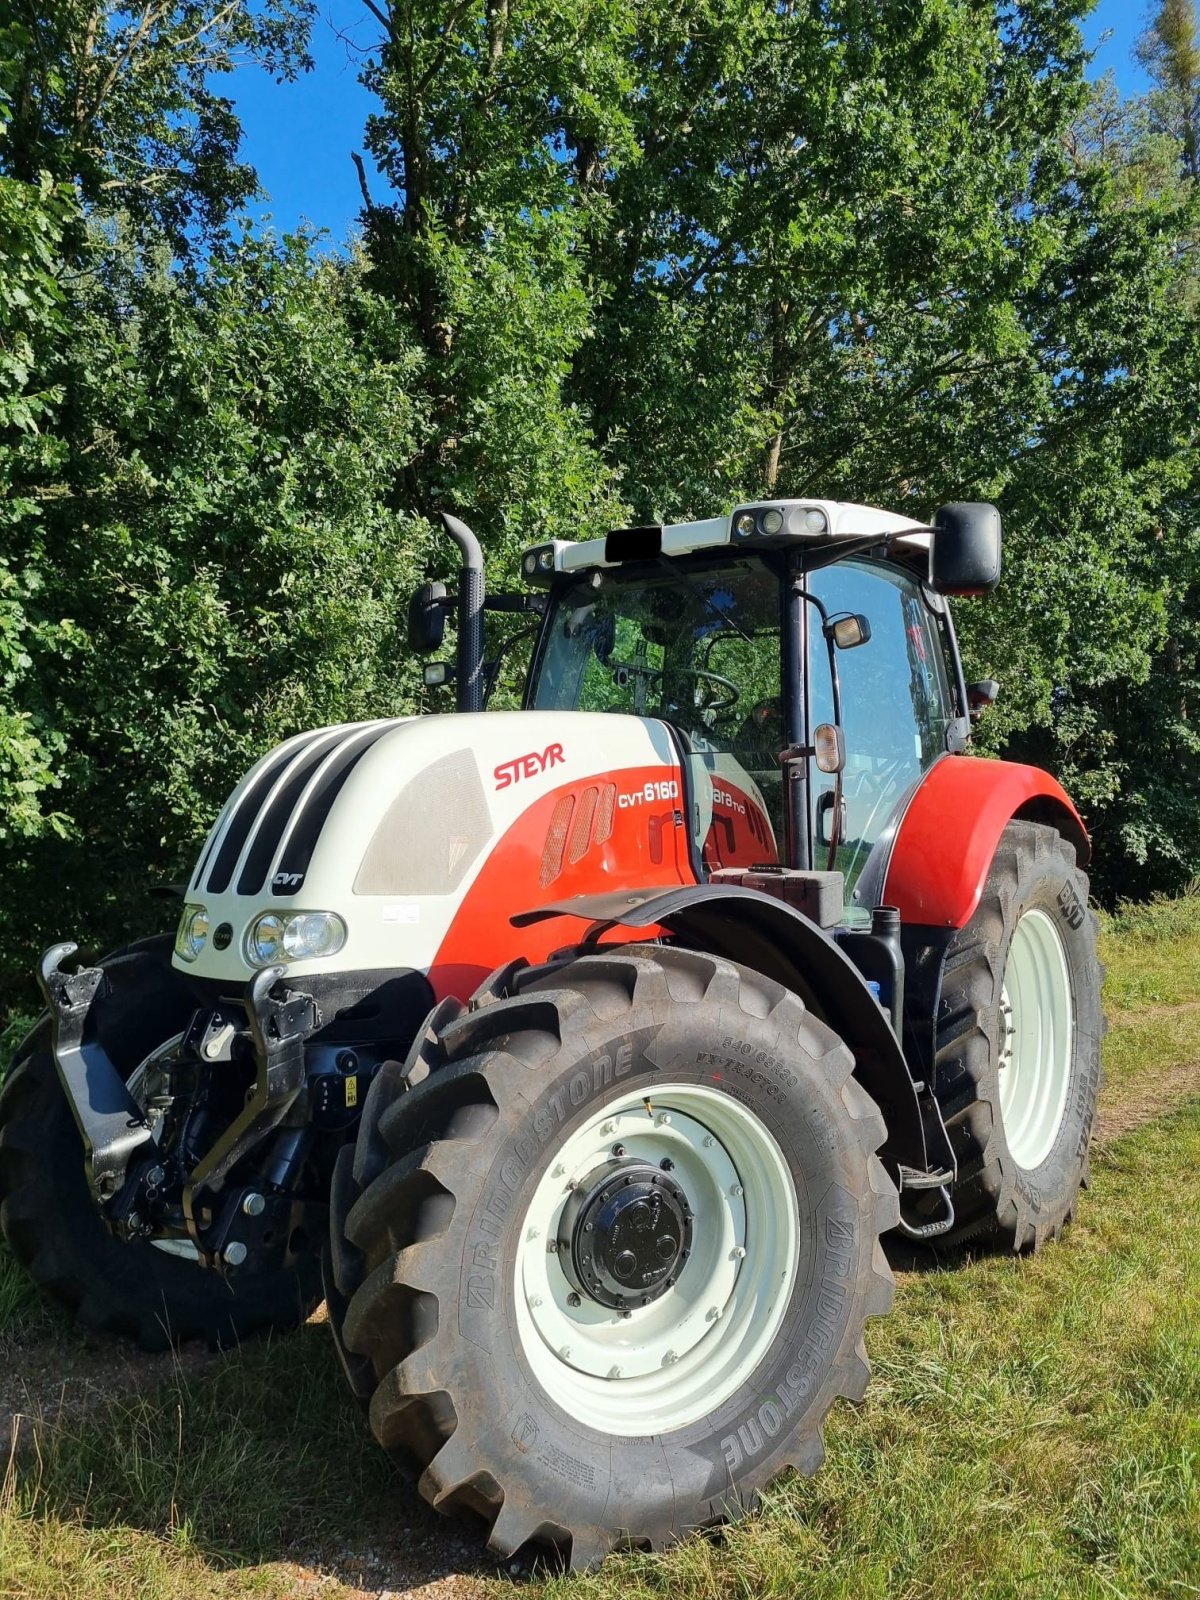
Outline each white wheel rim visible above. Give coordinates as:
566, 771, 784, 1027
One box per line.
997, 908, 1074, 1171
513, 1084, 798, 1435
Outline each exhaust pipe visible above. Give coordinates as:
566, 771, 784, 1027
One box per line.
439, 512, 485, 713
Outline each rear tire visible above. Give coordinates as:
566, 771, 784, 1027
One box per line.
328, 945, 897, 1570
933, 822, 1103, 1252
0, 943, 322, 1350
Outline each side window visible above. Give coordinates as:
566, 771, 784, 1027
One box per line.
808, 561, 953, 902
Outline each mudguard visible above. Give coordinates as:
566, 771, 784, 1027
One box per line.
883, 755, 1089, 930
514, 884, 941, 1178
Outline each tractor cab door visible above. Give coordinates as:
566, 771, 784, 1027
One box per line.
806, 559, 957, 918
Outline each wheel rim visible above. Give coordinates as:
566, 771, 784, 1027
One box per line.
997, 908, 1074, 1171
513, 1084, 799, 1435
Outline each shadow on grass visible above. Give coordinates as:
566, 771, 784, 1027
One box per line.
3, 1314, 493, 1594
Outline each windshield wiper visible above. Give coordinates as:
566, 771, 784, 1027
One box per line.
654, 554, 753, 644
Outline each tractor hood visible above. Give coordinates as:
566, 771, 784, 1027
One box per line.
173, 711, 693, 989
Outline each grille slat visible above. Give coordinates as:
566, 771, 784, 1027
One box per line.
235, 727, 359, 896
204, 729, 329, 895
271, 721, 399, 896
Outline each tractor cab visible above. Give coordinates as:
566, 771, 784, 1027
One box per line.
516, 498, 999, 925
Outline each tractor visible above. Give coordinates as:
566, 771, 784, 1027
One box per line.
0, 497, 1102, 1569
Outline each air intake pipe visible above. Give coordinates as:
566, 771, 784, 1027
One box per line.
439, 511, 485, 713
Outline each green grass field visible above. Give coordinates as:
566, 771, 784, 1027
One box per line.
2, 899, 1198, 1600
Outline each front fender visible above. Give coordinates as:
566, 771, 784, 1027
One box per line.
514, 885, 935, 1177
883, 756, 1089, 930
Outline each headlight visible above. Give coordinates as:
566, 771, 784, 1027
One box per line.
245, 909, 347, 966
175, 904, 209, 962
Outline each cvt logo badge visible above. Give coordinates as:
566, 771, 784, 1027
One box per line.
272, 871, 304, 891
493, 743, 565, 791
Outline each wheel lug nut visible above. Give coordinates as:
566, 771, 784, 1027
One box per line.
552, 1163, 567, 1178
567, 1291, 582, 1307
546, 1239, 559, 1253
607, 1365, 622, 1380
730, 1183, 744, 1197
707, 1305, 722, 1321
612, 1143, 626, 1158
663, 1349, 678, 1366
659, 1157, 674, 1172
600, 1120, 616, 1135
529, 1294, 543, 1308
526, 1225, 540, 1241
560, 1345, 572, 1359
732, 1245, 746, 1259
703, 1134, 716, 1147
657, 1113, 672, 1126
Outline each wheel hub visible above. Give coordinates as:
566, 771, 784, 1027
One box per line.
558, 1160, 692, 1309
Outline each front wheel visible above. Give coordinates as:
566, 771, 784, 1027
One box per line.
933, 821, 1103, 1251
327, 945, 897, 1569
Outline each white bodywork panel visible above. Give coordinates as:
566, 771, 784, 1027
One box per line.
175, 711, 687, 988
537, 500, 930, 578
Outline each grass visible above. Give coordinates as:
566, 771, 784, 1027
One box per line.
0, 902, 1198, 1600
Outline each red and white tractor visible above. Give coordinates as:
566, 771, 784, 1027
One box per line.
0, 498, 1101, 1568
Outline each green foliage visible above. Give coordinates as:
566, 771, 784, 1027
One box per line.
6, 0, 1200, 1004
0, 235, 428, 996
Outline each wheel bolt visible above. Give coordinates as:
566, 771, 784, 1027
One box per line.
607, 1365, 622, 1380
730, 1183, 744, 1197
552, 1163, 567, 1178
663, 1349, 678, 1366
546, 1239, 559, 1253
526, 1225, 540, 1241
567, 1291, 581, 1308
612, 1143, 626, 1158
529, 1294, 543, 1309
657, 1113, 672, 1126
600, 1120, 616, 1136
659, 1157, 674, 1172
732, 1245, 746, 1260
703, 1134, 716, 1148
707, 1305, 722, 1322
560, 1345, 572, 1359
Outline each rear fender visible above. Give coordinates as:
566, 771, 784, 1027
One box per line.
883, 756, 1088, 930
514, 885, 933, 1176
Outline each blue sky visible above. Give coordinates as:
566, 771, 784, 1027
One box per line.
228, 2, 1158, 246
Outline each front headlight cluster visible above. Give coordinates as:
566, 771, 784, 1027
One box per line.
246, 909, 347, 966
175, 904, 209, 962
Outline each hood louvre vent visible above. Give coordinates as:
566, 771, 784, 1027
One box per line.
203, 730, 328, 895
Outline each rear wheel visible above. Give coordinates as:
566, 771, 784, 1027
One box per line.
327, 945, 897, 1569
0, 943, 321, 1349
933, 821, 1103, 1251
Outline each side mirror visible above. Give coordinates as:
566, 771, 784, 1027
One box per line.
409, 581, 449, 653
930, 503, 1002, 596
827, 614, 871, 650
967, 678, 1000, 720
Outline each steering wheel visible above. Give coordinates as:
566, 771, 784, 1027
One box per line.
669, 668, 741, 717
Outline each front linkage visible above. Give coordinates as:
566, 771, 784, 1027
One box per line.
37, 943, 329, 1276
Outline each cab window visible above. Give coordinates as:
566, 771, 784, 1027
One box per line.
807, 559, 954, 903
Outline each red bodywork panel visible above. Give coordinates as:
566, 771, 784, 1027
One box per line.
883, 755, 1089, 929
429, 763, 697, 1000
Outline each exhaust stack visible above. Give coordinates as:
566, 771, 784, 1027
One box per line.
439, 512, 485, 713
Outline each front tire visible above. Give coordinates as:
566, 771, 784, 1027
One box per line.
328, 945, 897, 1569
933, 821, 1103, 1251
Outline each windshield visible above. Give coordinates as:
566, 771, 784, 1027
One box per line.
529, 558, 786, 857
